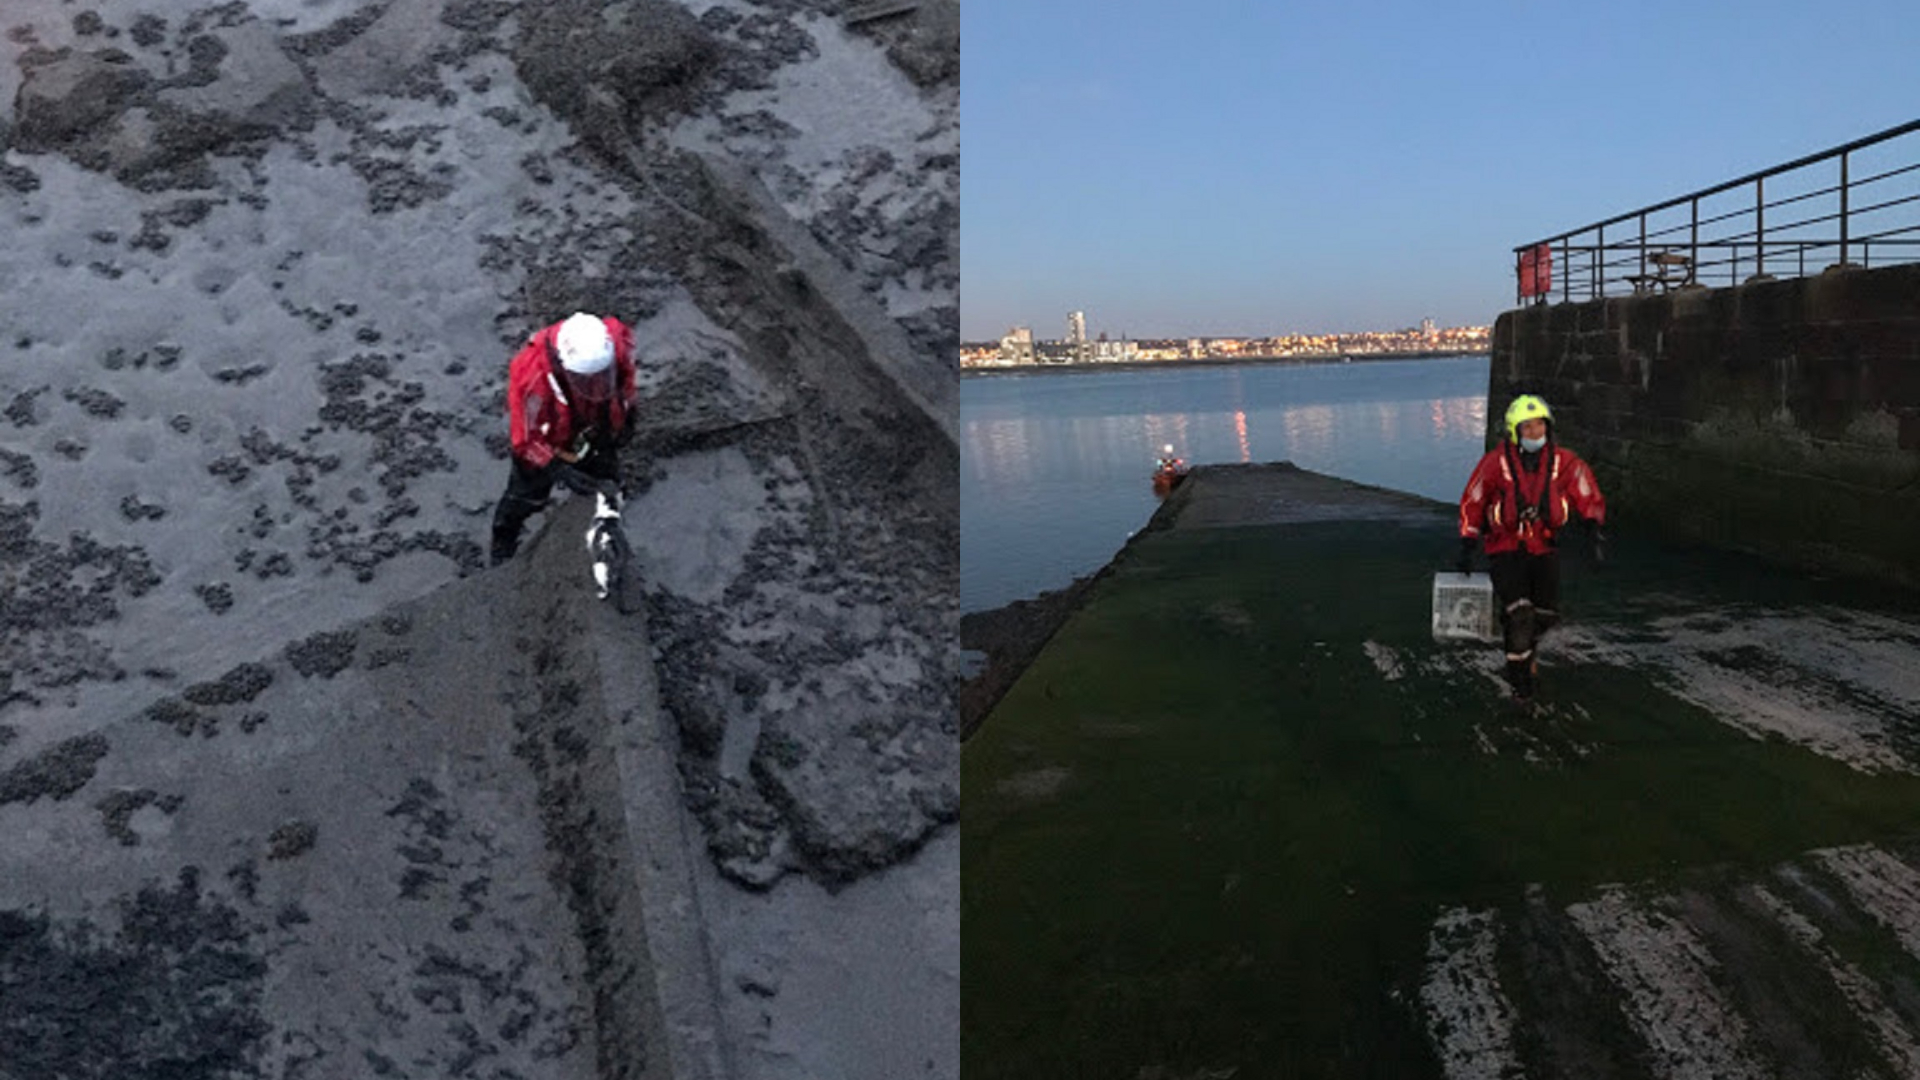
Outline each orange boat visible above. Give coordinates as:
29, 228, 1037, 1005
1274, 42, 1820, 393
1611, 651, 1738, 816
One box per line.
1152, 444, 1190, 496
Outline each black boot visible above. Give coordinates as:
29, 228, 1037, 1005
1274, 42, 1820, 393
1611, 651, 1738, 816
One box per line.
489, 523, 519, 566
1506, 656, 1535, 704
490, 499, 534, 566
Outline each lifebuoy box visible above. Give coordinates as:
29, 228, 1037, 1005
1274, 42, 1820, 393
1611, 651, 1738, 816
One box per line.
1518, 244, 1553, 299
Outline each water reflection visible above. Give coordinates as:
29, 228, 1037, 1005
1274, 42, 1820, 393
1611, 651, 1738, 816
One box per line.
961, 357, 1492, 611
965, 411, 1213, 484
1279, 403, 1336, 460
1429, 395, 1487, 441
966, 417, 1040, 488
1141, 414, 1192, 464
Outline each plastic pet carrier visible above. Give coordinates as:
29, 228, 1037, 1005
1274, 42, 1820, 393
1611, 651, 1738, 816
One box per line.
1431, 571, 1499, 644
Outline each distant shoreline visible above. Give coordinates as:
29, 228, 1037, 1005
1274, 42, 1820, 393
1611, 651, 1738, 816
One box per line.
961, 350, 1488, 377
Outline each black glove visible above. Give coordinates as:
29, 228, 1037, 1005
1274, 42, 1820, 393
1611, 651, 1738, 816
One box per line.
1590, 525, 1608, 565
1455, 536, 1477, 575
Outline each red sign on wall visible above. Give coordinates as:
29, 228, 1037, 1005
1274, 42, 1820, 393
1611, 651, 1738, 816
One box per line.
1518, 244, 1553, 299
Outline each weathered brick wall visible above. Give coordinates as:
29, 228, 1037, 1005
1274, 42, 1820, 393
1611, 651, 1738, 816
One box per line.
1490, 263, 1920, 587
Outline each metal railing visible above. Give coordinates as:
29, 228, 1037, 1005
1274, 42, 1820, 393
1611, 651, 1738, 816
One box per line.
1514, 120, 1920, 306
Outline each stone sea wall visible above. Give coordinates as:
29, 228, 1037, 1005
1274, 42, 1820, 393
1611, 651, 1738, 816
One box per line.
1491, 263, 1920, 587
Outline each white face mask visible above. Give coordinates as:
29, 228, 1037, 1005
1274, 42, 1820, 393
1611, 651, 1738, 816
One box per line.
1520, 435, 1547, 453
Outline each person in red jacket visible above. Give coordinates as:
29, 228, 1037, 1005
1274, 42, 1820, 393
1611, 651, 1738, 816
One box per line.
1456, 394, 1607, 703
490, 311, 639, 565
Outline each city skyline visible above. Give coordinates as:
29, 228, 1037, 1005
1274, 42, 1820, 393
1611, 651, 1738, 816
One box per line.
961, 0, 1920, 341
962, 309, 1488, 366
964, 314, 1476, 344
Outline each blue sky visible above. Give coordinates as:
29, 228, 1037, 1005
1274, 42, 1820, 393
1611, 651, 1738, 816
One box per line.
961, 0, 1920, 340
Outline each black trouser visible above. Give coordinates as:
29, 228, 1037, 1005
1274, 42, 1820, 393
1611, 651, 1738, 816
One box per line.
1488, 549, 1561, 697
490, 451, 617, 564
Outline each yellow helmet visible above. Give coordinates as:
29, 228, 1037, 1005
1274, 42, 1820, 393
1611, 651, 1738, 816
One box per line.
1504, 394, 1552, 443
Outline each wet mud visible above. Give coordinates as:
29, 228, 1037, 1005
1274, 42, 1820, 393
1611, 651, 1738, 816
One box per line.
4, 0, 954, 1074
0, 869, 269, 1079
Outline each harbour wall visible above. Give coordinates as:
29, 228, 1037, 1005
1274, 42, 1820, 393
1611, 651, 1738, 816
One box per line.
1491, 263, 1920, 588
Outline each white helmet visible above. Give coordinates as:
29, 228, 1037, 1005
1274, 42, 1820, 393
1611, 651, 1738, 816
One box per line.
1162, 444, 1175, 455
556, 312, 614, 375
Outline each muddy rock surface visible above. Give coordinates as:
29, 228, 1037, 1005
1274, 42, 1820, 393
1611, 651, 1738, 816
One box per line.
3, 1, 956, 1077
0, 560, 614, 1079
3, 0, 951, 884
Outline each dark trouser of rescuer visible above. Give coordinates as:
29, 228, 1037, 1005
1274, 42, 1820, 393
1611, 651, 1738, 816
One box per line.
489, 438, 619, 565
1488, 549, 1561, 700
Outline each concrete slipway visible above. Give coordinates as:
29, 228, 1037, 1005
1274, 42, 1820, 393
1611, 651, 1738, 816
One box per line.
964, 463, 1920, 1080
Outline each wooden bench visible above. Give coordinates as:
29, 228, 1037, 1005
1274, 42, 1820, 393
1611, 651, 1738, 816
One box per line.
1625, 251, 1694, 293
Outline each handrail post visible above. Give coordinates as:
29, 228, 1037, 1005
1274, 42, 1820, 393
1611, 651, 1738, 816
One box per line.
1638, 211, 1648, 287
1754, 175, 1765, 280
1561, 237, 1570, 304
1839, 150, 1850, 266
1690, 198, 1699, 277
1595, 224, 1603, 299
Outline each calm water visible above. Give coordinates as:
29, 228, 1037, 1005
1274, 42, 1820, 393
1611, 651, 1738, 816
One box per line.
960, 355, 1491, 612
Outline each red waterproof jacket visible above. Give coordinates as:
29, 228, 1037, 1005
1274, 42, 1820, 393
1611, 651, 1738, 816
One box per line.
505, 317, 637, 469
1458, 439, 1606, 555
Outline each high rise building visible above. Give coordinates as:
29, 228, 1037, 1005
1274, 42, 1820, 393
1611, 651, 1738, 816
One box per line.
1421, 316, 1437, 342
1067, 311, 1090, 362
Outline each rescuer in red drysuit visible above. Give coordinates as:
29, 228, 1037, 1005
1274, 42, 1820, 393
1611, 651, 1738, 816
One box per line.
1456, 394, 1607, 703
490, 312, 638, 565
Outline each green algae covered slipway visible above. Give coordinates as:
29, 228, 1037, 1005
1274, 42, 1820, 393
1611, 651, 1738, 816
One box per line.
963, 463, 1920, 1080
